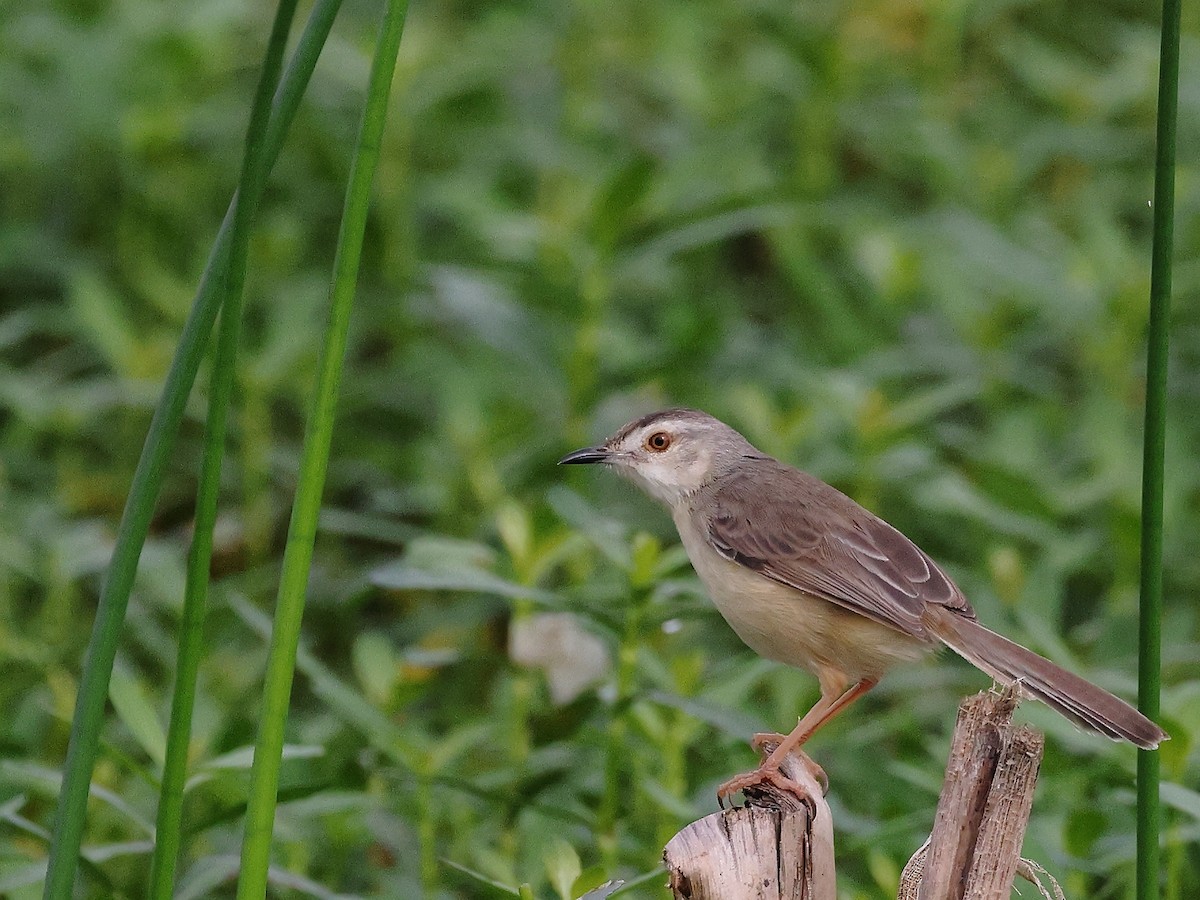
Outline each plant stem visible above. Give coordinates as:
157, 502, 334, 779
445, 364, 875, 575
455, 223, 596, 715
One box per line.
417, 772, 437, 894
1138, 0, 1180, 897
599, 593, 642, 872
146, 1, 299, 896
234, 0, 410, 894
41, 2, 346, 896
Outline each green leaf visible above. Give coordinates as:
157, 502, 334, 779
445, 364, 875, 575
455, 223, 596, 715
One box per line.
571, 867, 615, 899
0, 862, 47, 895
1161, 781, 1200, 823
108, 667, 166, 767
866, 847, 900, 894
370, 562, 558, 603
646, 689, 764, 739
547, 486, 632, 571
440, 859, 521, 897
231, 596, 426, 770
67, 270, 140, 376
1156, 711, 1191, 775
173, 855, 240, 900
199, 743, 324, 772
351, 631, 399, 704
543, 838, 581, 900
637, 778, 697, 821
603, 868, 668, 897
1065, 805, 1107, 856
629, 533, 661, 589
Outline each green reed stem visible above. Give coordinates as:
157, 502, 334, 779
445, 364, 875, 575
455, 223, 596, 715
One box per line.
146, 1, 299, 896
234, 1, 410, 894
41, 2, 345, 896
1137, 0, 1180, 898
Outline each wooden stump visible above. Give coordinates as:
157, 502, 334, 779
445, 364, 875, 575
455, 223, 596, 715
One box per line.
663, 749, 835, 900
662, 689, 1048, 900
901, 688, 1045, 900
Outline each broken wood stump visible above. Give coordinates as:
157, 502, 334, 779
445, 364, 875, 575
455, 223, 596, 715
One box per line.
663, 747, 834, 900
900, 688, 1047, 900
661, 688, 1051, 900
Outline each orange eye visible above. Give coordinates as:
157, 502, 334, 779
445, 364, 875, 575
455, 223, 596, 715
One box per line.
645, 431, 671, 452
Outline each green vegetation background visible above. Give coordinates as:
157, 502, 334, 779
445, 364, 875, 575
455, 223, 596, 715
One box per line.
2, 0, 1199, 896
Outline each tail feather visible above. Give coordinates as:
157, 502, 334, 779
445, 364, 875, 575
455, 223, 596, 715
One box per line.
926, 610, 1167, 750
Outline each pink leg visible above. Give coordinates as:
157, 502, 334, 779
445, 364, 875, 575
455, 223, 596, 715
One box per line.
761, 678, 877, 768
717, 678, 877, 805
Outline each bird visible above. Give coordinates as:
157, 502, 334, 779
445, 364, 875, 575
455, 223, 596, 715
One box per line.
560, 407, 1166, 803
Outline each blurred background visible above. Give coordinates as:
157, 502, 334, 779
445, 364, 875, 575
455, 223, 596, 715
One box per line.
2, 0, 1199, 896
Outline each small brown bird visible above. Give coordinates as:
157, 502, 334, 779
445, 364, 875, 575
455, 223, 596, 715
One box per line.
561, 408, 1165, 801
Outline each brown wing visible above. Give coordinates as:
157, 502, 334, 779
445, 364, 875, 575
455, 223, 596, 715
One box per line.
702, 460, 973, 639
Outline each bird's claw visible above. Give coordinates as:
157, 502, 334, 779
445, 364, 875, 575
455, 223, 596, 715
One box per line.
716, 764, 818, 818
747, 735, 829, 796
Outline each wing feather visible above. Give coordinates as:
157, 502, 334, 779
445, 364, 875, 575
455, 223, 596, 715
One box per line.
702, 461, 972, 639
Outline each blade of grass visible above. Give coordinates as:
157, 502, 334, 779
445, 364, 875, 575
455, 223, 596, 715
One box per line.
1137, 0, 1180, 896
146, 0, 301, 896
41, 1, 346, 896
234, 0, 411, 895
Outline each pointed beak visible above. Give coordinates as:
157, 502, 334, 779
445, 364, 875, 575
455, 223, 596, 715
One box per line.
558, 446, 611, 465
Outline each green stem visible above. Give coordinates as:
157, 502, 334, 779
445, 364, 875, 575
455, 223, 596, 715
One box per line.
507, 596, 535, 766
41, 2, 345, 896
417, 773, 437, 895
599, 596, 641, 872
234, 0, 410, 894
1137, 0, 1180, 898
146, 1, 299, 896
655, 708, 686, 852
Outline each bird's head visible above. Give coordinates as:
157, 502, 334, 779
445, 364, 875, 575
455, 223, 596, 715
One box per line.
559, 408, 763, 506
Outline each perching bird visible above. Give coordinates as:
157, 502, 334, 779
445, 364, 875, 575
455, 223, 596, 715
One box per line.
560, 408, 1165, 801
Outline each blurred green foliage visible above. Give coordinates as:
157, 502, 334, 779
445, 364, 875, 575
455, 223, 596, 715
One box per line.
2, 0, 1199, 896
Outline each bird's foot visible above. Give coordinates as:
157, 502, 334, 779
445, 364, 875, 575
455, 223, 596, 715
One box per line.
748, 734, 828, 796
716, 763, 817, 816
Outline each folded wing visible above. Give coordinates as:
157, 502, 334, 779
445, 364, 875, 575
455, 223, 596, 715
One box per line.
703, 460, 972, 640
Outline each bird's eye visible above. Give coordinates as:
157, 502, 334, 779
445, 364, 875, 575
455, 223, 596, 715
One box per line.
645, 431, 672, 452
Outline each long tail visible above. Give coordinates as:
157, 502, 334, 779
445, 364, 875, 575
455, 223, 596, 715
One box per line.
925, 609, 1167, 749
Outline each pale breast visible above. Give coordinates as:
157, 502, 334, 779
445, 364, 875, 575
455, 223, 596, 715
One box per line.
672, 506, 933, 690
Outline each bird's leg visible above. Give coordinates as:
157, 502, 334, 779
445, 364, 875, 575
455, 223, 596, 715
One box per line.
717, 678, 877, 807
717, 695, 836, 806
761, 678, 877, 769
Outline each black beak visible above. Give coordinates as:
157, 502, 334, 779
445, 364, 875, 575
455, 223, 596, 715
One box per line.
558, 446, 610, 465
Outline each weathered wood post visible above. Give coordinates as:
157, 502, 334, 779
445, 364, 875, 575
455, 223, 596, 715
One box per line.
663, 747, 835, 900
899, 688, 1049, 900
661, 688, 1055, 900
